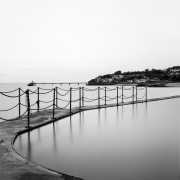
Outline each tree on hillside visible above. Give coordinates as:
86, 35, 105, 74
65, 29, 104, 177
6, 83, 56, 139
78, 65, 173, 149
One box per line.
114, 70, 122, 75
88, 79, 96, 84
160, 74, 169, 81
102, 74, 113, 79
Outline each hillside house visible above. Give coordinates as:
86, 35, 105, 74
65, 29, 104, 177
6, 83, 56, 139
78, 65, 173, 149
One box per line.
113, 74, 123, 80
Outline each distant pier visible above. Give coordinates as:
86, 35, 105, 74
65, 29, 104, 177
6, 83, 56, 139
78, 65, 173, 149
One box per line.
28, 81, 87, 86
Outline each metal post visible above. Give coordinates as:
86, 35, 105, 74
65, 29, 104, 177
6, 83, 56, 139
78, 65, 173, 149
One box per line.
146, 86, 147, 102
26, 89, 30, 128
132, 86, 134, 103
53, 88, 55, 119
82, 87, 84, 106
105, 87, 106, 105
19, 88, 21, 118
122, 86, 123, 103
37, 87, 39, 112
70, 87, 72, 113
117, 87, 118, 106
136, 86, 137, 103
79, 87, 81, 110
56, 87, 58, 108
98, 87, 100, 107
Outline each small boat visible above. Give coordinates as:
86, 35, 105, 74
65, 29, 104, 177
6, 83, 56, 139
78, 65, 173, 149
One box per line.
28, 81, 36, 86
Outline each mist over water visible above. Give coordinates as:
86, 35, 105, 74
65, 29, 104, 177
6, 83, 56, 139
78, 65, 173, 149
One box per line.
14, 97, 180, 180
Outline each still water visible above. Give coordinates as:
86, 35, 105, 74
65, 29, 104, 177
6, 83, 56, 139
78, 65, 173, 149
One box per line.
14, 98, 180, 180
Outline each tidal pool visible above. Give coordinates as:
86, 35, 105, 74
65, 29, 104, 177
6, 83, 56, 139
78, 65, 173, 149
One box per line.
14, 98, 180, 180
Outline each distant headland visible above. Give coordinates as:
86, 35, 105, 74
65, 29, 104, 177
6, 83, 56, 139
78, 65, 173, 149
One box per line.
87, 66, 180, 87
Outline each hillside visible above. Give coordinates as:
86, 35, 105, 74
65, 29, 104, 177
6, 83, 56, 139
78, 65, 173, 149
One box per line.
87, 66, 180, 86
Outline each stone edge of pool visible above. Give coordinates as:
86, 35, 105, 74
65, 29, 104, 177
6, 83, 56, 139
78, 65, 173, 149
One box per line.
0, 95, 180, 180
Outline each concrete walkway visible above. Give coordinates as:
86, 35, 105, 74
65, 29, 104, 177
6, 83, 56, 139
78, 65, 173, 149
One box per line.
0, 95, 180, 180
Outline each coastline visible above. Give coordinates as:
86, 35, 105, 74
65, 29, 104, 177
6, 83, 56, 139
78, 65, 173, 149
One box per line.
87, 82, 180, 87
165, 82, 180, 87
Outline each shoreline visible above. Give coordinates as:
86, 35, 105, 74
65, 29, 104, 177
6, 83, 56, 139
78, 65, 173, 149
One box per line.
87, 82, 180, 87
1, 95, 180, 180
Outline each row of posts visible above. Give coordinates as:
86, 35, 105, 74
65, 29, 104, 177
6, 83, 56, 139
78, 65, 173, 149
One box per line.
23, 86, 147, 128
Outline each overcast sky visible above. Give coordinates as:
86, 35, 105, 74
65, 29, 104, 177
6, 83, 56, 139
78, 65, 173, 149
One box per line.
0, 0, 180, 83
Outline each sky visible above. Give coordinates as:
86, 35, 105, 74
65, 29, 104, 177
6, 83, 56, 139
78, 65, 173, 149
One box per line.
0, 0, 180, 83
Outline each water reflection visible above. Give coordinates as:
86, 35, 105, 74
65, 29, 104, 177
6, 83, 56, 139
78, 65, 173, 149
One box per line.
145, 102, 148, 119
14, 98, 180, 180
69, 116, 73, 143
27, 132, 31, 161
53, 123, 57, 154
38, 128, 41, 142
79, 112, 82, 135
98, 108, 100, 130
132, 104, 134, 121
116, 106, 118, 125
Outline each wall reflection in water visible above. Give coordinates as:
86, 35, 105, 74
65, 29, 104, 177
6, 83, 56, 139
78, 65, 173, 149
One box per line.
14, 98, 180, 180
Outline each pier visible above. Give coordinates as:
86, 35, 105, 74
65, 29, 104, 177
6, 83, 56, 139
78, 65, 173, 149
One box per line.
28, 81, 87, 86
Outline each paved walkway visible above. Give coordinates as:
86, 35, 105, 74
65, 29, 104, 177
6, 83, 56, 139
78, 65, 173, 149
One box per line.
0, 95, 180, 180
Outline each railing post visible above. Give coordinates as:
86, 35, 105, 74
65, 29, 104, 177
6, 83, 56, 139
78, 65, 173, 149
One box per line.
53, 88, 55, 119
79, 87, 81, 110
98, 87, 100, 107
117, 87, 118, 106
132, 86, 134, 103
105, 87, 106, 105
37, 87, 39, 112
136, 86, 137, 103
122, 86, 123, 103
19, 88, 21, 118
70, 87, 72, 113
82, 87, 84, 106
56, 87, 58, 108
146, 86, 147, 102
26, 89, 30, 128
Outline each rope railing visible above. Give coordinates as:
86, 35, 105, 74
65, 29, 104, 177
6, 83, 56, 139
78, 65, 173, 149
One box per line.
84, 97, 99, 101
29, 89, 38, 95
57, 97, 70, 102
123, 86, 134, 90
0, 103, 19, 112
30, 104, 53, 111
106, 87, 117, 91
39, 87, 53, 91
40, 99, 54, 103
136, 94, 146, 100
37, 89, 54, 94
71, 87, 79, 91
0, 92, 21, 98
84, 97, 99, 102
0, 85, 148, 127
56, 102, 70, 110
102, 96, 117, 100
0, 109, 27, 121
57, 87, 70, 91
0, 88, 19, 93
84, 87, 98, 91
137, 87, 146, 90
56, 90, 70, 96
29, 101, 38, 107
